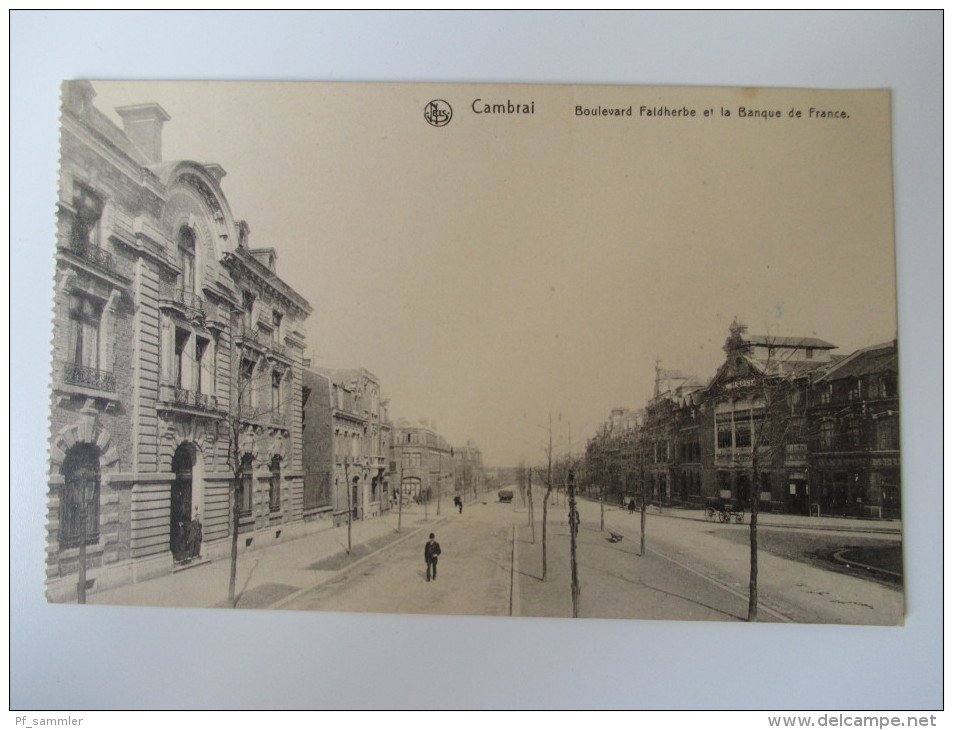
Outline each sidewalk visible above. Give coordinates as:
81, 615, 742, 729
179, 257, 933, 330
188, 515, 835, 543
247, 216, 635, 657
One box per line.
581, 499, 902, 536
88, 504, 447, 609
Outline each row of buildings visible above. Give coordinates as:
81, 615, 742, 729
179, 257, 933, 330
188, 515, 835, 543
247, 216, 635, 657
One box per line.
585, 320, 901, 519
45, 81, 484, 601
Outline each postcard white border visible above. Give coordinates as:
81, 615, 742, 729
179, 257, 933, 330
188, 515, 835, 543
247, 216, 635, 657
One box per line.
10, 10, 942, 710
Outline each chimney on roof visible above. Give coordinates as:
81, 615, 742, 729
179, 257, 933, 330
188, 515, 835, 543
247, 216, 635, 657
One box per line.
115, 103, 171, 164
63, 80, 96, 117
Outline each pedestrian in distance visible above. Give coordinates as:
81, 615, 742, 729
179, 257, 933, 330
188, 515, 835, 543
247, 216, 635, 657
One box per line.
454, 495, 463, 514
628, 498, 637, 515
424, 533, 442, 582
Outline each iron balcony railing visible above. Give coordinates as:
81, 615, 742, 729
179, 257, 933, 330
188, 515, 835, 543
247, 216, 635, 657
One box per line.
236, 323, 268, 352
268, 339, 291, 361
158, 284, 206, 319
62, 361, 117, 392
160, 384, 221, 413
63, 241, 130, 279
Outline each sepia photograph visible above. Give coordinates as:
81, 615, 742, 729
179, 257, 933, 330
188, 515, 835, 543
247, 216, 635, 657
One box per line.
48, 80, 901, 625
12, 11, 941, 713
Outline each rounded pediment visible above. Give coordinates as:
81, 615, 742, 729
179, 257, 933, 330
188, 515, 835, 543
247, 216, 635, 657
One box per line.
157, 161, 238, 263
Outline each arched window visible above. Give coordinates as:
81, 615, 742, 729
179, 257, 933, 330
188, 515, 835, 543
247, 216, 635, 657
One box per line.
60, 444, 100, 549
269, 456, 281, 512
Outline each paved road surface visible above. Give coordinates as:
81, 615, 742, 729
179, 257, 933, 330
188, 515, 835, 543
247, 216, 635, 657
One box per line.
281, 501, 519, 616
278, 494, 902, 624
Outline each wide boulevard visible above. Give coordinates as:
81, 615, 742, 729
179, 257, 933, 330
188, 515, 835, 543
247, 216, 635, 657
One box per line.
278, 489, 903, 625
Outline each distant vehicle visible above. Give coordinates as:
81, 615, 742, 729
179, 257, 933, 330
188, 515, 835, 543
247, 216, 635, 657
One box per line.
498, 489, 514, 503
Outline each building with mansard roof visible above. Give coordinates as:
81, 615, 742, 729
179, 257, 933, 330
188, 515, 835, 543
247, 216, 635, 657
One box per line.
808, 341, 900, 518
584, 322, 901, 519
47, 81, 310, 602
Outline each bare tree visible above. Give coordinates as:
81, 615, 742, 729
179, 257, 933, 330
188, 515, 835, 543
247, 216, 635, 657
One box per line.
533, 415, 556, 580
344, 458, 353, 554
222, 342, 294, 608
567, 466, 580, 617
712, 335, 813, 622
222, 355, 268, 607
396, 462, 404, 533
527, 468, 535, 544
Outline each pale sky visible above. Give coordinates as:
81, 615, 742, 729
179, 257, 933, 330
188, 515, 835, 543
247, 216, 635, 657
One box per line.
90, 81, 898, 466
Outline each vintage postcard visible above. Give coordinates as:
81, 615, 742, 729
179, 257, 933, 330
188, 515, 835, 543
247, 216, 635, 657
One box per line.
48, 81, 901, 624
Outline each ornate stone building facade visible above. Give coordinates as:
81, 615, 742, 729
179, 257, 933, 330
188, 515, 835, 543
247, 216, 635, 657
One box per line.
585, 322, 901, 518
47, 81, 310, 601
807, 341, 900, 518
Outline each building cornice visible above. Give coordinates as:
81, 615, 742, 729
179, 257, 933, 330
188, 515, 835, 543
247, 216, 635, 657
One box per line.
222, 248, 312, 320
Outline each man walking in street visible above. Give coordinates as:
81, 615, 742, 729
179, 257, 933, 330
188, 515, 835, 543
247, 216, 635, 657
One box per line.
424, 532, 442, 582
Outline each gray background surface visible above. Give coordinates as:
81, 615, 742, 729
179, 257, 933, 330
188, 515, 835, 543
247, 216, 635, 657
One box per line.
10, 10, 942, 709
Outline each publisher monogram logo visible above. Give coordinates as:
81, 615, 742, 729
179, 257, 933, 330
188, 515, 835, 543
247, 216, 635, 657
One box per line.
424, 99, 452, 127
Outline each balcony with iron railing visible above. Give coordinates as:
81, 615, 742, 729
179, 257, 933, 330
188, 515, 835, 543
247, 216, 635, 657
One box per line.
235, 323, 268, 353
267, 338, 293, 362
61, 361, 117, 393
158, 384, 222, 415
158, 283, 206, 320
59, 240, 131, 281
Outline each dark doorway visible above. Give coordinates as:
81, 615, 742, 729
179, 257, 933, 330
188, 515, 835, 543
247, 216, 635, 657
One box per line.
170, 444, 195, 562
60, 443, 101, 550
790, 479, 810, 515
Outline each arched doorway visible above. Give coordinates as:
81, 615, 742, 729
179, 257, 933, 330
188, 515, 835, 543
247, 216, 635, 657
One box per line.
60, 443, 101, 550
170, 443, 196, 562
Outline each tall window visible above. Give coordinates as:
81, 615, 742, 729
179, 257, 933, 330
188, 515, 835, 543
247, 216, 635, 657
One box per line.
195, 336, 211, 394
271, 370, 283, 415
876, 418, 899, 451
173, 328, 189, 389
67, 293, 102, 370
70, 184, 103, 250
734, 421, 752, 449
237, 453, 254, 516
717, 424, 733, 450
269, 456, 281, 512
241, 290, 256, 335
239, 357, 256, 409
847, 380, 861, 401
820, 421, 834, 449
60, 444, 100, 549
177, 227, 196, 295
847, 420, 863, 449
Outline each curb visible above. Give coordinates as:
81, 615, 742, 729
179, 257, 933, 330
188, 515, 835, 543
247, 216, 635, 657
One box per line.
601, 522, 795, 623
645, 507, 902, 536
832, 548, 903, 579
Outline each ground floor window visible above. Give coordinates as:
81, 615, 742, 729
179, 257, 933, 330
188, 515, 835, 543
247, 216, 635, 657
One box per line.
237, 453, 254, 516
269, 456, 281, 512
